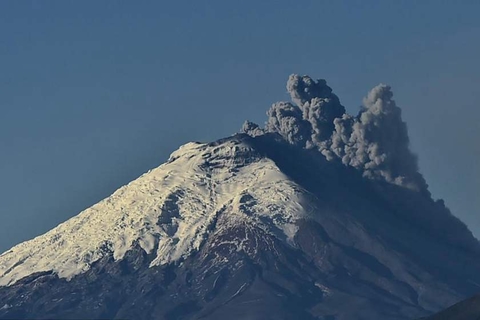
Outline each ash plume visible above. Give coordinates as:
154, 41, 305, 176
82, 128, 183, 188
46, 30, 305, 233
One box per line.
265, 101, 310, 145
286, 75, 346, 148
242, 74, 427, 192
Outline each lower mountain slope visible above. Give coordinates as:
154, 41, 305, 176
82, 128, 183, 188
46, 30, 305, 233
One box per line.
0, 133, 479, 320
420, 294, 480, 320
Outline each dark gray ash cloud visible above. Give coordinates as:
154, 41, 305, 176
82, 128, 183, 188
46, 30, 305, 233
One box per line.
265, 101, 309, 145
241, 121, 264, 138
286, 75, 345, 143
242, 74, 427, 192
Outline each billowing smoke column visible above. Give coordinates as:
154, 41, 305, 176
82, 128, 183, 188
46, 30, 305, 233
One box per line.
242, 74, 428, 192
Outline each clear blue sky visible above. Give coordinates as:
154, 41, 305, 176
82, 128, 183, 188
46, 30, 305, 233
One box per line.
1, 1, 479, 252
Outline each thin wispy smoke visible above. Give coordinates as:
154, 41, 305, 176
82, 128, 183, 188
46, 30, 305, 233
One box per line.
242, 74, 427, 191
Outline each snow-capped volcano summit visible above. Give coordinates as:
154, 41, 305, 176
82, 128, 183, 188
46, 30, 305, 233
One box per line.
0, 139, 307, 286
1, 75, 479, 320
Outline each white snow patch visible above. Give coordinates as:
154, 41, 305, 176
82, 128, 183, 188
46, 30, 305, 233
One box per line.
0, 304, 11, 310
315, 282, 332, 297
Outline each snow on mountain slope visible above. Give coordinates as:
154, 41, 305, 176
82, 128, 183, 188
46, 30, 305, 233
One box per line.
0, 139, 308, 287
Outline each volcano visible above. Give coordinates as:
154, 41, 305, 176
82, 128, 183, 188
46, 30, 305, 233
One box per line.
1, 75, 478, 320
